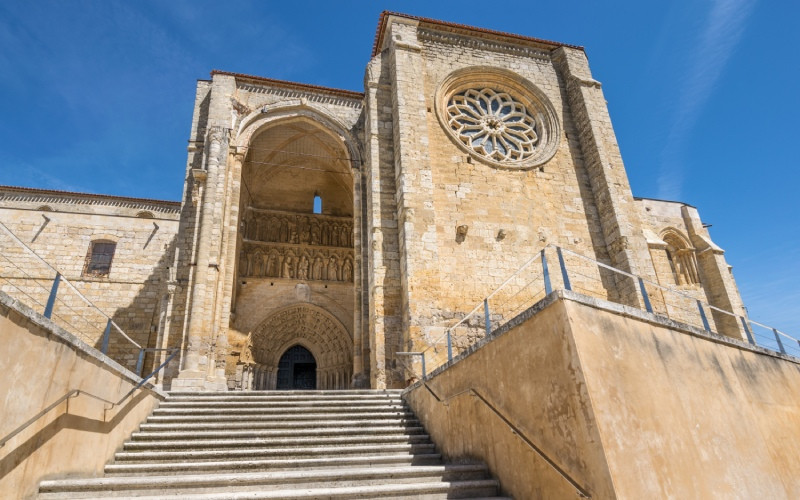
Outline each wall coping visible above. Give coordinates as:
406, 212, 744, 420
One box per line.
404, 289, 800, 394
0, 290, 167, 400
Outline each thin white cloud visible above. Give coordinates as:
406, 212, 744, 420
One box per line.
657, 0, 757, 199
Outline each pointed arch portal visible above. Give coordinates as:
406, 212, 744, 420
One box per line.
276, 345, 317, 390
246, 304, 353, 390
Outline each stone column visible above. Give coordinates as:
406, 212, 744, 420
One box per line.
175, 126, 229, 389
363, 55, 403, 389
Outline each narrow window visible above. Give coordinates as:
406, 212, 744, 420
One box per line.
83, 240, 117, 277
313, 194, 322, 214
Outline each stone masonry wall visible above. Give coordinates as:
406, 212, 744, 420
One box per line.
0, 189, 179, 372
377, 20, 639, 379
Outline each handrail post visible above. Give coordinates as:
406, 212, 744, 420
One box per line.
773, 328, 787, 354
421, 353, 426, 379
556, 247, 571, 291
483, 298, 491, 336
697, 300, 711, 332
446, 330, 453, 362
739, 316, 756, 345
135, 349, 145, 376
100, 318, 112, 354
43, 272, 61, 319
541, 249, 552, 295
638, 278, 653, 313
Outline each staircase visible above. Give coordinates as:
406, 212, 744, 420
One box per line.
39, 390, 509, 499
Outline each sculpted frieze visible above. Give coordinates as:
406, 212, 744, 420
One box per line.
239, 242, 353, 282
241, 209, 353, 248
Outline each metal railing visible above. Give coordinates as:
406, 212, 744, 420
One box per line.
421, 382, 590, 498
0, 220, 169, 375
0, 347, 178, 448
410, 244, 798, 379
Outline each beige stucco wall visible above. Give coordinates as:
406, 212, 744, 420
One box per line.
0, 292, 164, 500
405, 291, 800, 499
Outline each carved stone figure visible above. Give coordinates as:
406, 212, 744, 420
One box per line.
300, 217, 311, 244
327, 256, 338, 281
342, 259, 353, 282
266, 253, 278, 277
312, 256, 324, 280
298, 255, 309, 280
282, 255, 293, 278
331, 224, 339, 247
279, 217, 289, 243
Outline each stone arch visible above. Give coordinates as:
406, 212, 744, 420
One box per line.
250, 303, 353, 389
236, 104, 362, 172
660, 228, 700, 285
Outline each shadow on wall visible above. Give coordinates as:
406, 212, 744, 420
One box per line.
0, 390, 150, 483
102, 235, 180, 384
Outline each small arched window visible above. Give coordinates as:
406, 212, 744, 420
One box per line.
136, 210, 155, 219
313, 194, 322, 214
662, 231, 700, 286
83, 240, 117, 278
37, 205, 54, 212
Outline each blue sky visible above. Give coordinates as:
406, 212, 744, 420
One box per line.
0, 1, 797, 335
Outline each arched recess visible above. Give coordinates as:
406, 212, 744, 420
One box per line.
228, 103, 367, 389
249, 304, 353, 390
661, 228, 700, 286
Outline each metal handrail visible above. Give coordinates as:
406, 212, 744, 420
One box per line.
420, 382, 591, 498
0, 220, 141, 348
550, 244, 799, 348
0, 348, 178, 448
414, 244, 798, 379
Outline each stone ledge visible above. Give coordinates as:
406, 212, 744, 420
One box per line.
0, 290, 166, 400
405, 288, 800, 393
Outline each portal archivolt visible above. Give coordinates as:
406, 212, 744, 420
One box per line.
247, 304, 353, 390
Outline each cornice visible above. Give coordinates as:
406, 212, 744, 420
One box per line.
212, 70, 363, 109
237, 83, 363, 110
0, 186, 180, 214
372, 11, 583, 57
418, 28, 551, 61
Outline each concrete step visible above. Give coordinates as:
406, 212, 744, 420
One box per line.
138, 418, 421, 431
113, 442, 437, 463
144, 411, 417, 423
104, 453, 444, 476
130, 426, 426, 440
122, 434, 431, 451
37, 390, 507, 499
40, 464, 491, 497
167, 390, 404, 397
40, 478, 502, 499
150, 405, 407, 416
158, 399, 405, 408
164, 394, 404, 402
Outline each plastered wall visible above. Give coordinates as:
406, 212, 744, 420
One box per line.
0, 293, 164, 500
405, 291, 800, 499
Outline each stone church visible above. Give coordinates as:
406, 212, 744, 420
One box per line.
0, 12, 746, 392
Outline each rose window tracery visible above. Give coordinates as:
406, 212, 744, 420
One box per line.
446, 88, 539, 163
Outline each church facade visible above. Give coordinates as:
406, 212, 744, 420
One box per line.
0, 12, 746, 391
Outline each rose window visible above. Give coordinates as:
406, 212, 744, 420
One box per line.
446, 88, 539, 163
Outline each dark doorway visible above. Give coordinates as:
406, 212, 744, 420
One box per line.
276, 345, 317, 390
